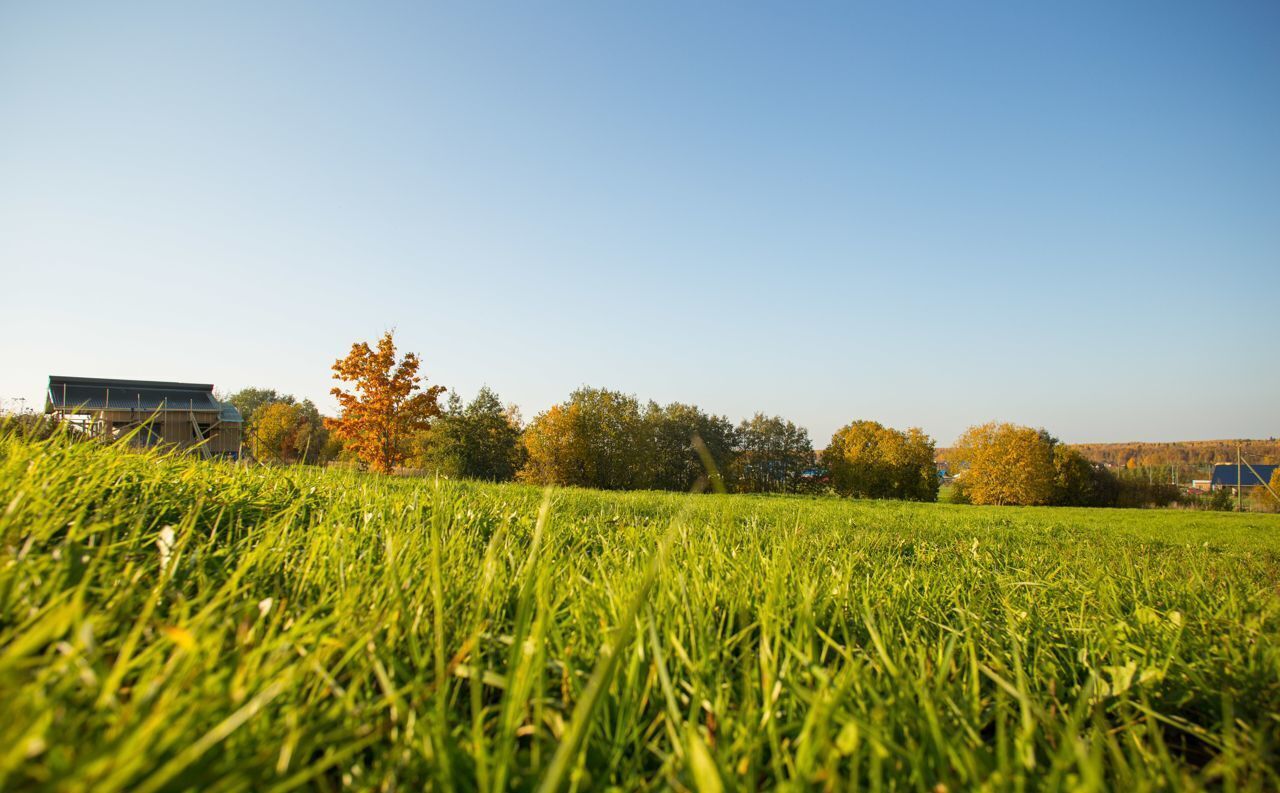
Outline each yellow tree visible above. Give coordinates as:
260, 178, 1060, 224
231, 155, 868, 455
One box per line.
1261, 469, 1280, 512
325, 332, 445, 474
823, 420, 938, 501
823, 420, 900, 498
952, 422, 1056, 506
517, 388, 652, 489
518, 403, 583, 486
252, 402, 310, 463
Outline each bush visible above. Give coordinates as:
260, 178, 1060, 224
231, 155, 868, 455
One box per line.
1208, 487, 1234, 511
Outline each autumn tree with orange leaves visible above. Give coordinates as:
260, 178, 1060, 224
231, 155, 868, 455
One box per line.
325, 332, 445, 474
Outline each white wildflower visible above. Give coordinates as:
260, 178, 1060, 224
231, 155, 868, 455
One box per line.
157, 526, 176, 571
258, 597, 274, 618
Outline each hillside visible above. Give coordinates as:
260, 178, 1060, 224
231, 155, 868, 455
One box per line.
1068, 438, 1280, 467
939, 438, 1280, 469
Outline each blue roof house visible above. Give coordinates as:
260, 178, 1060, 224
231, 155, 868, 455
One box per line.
1209, 463, 1277, 491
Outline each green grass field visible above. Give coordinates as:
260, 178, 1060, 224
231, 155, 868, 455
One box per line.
3, 433, 1279, 791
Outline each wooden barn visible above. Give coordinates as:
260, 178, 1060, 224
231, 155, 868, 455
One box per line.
45, 375, 243, 458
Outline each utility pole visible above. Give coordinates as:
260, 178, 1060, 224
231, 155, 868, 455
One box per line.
1237, 443, 1242, 513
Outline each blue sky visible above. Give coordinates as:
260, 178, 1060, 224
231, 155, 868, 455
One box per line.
2, 1, 1277, 445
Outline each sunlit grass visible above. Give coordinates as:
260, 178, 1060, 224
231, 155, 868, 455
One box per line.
2, 430, 1278, 790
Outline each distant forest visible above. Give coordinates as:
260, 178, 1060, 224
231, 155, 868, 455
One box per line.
941, 439, 1280, 469
1069, 439, 1280, 468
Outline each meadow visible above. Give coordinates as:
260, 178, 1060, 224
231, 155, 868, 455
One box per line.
2, 431, 1279, 791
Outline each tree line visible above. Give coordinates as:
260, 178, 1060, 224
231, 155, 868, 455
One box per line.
517, 390, 833, 494
950, 422, 1186, 508
227, 332, 941, 501
940, 439, 1280, 471
226, 332, 1254, 509
1065, 439, 1280, 468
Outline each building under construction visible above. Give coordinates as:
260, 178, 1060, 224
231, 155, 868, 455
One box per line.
45, 375, 242, 458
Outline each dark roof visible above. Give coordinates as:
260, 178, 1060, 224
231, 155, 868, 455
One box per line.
1210, 463, 1277, 487
47, 375, 222, 412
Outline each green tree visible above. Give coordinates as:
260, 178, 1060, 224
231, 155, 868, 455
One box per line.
1053, 446, 1108, 506
731, 413, 814, 494
408, 393, 465, 477
412, 387, 525, 481
642, 402, 736, 492
225, 388, 289, 425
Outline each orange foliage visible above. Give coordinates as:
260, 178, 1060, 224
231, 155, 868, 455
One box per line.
324, 332, 445, 474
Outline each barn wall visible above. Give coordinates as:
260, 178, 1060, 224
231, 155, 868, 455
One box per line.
208, 423, 242, 455
65, 408, 240, 457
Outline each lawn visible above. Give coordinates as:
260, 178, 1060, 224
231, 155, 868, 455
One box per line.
2, 432, 1279, 791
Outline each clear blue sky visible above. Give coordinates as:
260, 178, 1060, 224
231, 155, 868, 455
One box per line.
2, 1, 1277, 445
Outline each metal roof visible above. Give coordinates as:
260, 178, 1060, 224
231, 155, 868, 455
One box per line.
1209, 463, 1277, 487
47, 375, 223, 412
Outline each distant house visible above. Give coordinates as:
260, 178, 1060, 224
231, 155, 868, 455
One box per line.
45, 375, 242, 458
799, 466, 829, 483
1209, 463, 1277, 492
